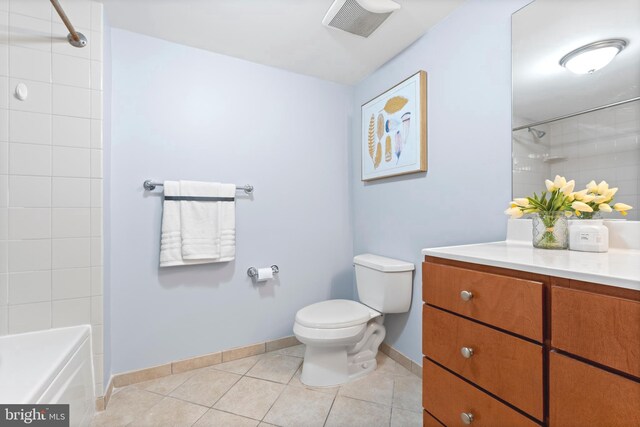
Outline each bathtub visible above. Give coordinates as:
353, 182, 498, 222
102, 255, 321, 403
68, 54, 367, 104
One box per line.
0, 325, 95, 426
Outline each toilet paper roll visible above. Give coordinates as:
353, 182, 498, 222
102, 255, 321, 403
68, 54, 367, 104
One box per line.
256, 267, 273, 282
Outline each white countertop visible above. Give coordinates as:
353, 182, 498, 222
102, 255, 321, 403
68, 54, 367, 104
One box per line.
422, 241, 640, 291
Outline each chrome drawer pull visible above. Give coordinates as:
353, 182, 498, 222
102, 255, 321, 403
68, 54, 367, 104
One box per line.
460, 347, 474, 358
460, 412, 474, 424
460, 290, 473, 301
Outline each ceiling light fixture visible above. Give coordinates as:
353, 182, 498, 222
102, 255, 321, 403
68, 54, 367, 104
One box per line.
559, 39, 627, 75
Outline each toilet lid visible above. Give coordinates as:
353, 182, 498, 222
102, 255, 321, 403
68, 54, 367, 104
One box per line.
295, 300, 377, 329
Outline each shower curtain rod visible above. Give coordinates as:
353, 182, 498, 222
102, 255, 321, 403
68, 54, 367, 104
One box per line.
50, 0, 87, 47
512, 96, 640, 132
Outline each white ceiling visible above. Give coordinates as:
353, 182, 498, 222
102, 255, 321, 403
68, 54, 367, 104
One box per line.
100, 0, 464, 85
512, 0, 640, 127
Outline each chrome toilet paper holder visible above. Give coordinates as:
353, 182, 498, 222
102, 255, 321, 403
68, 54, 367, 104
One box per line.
247, 265, 279, 278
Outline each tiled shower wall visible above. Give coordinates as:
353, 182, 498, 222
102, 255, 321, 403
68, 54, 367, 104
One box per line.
0, 0, 105, 395
513, 101, 640, 221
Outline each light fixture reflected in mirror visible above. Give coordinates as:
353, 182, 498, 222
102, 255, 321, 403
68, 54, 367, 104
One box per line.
559, 39, 627, 74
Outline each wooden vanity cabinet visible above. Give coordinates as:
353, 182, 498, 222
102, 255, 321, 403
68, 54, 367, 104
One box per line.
423, 256, 640, 427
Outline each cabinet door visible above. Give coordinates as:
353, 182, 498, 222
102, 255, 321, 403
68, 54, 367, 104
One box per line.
550, 352, 640, 427
552, 286, 640, 378
423, 262, 543, 341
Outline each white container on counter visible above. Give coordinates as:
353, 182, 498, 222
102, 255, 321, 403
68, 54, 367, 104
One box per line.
569, 219, 609, 253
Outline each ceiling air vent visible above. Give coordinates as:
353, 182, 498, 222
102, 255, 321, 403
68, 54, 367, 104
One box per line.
322, 0, 401, 38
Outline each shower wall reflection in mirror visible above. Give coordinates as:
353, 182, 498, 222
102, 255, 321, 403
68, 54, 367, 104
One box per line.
512, 0, 640, 220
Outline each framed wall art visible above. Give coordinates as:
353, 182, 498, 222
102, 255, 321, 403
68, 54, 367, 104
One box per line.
361, 70, 427, 181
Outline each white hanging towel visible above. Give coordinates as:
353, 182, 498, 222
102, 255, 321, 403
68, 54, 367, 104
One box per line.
159, 180, 236, 267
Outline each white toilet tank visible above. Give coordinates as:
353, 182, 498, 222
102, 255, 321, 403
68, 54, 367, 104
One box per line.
353, 254, 414, 313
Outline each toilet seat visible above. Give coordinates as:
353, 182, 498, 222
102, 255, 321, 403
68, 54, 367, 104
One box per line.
295, 299, 379, 329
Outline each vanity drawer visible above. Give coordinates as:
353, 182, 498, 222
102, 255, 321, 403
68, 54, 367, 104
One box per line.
550, 351, 640, 427
424, 410, 444, 427
423, 358, 539, 427
423, 262, 543, 341
423, 305, 543, 420
552, 286, 640, 378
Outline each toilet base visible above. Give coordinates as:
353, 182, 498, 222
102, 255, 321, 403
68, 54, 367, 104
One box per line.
300, 318, 385, 387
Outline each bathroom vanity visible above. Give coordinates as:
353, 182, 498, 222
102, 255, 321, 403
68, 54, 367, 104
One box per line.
421, 227, 640, 426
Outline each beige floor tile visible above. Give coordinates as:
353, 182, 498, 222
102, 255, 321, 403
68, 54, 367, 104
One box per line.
245, 353, 302, 384
288, 366, 340, 395
391, 407, 422, 427
375, 352, 397, 376
338, 371, 394, 406
135, 370, 195, 395
213, 376, 285, 420
393, 360, 414, 377
324, 396, 391, 427
193, 409, 259, 427
128, 396, 207, 426
170, 368, 241, 407
263, 386, 334, 427
90, 387, 163, 427
211, 354, 263, 375
392, 374, 422, 412
273, 344, 305, 358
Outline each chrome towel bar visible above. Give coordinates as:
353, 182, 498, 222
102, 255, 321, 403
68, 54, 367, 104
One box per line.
143, 180, 254, 194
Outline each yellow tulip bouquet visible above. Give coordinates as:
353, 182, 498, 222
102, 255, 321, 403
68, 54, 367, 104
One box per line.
505, 175, 633, 249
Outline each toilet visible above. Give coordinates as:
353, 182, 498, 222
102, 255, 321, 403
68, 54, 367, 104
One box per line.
293, 254, 414, 387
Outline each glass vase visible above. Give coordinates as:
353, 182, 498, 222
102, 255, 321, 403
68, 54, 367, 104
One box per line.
532, 212, 568, 249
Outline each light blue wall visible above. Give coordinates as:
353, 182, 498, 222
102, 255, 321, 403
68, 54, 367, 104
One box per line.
108, 30, 353, 374
350, 0, 531, 363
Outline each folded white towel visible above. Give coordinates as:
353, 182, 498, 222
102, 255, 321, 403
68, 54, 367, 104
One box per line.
159, 180, 236, 267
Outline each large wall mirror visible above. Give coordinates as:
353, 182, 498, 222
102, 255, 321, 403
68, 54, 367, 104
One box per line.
512, 0, 640, 221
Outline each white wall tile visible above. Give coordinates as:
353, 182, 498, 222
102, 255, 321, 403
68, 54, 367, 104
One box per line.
8, 301, 50, 333
90, 294, 101, 324
52, 177, 90, 207
8, 175, 51, 207
8, 271, 51, 304
9, 0, 51, 21
0, 142, 6, 173
90, 60, 101, 90
52, 53, 91, 88
90, 236, 101, 266
0, 273, 7, 305
52, 23, 89, 59
90, 119, 101, 148
9, 78, 51, 114
0, 76, 9, 108
90, 178, 101, 207
0, 11, 7, 44
90, 2, 103, 32
9, 13, 50, 51
0, 207, 6, 239
52, 237, 90, 269
90, 207, 101, 237
90, 148, 101, 178
90, 30, 101, 62
0, 241, 6, 273
0, 109, 7, 141
0, 44, 7, 76
9, 110, 51, 144
52, 296, 90, 327
52, 115, 90, 147
90, 266, 101, 296
9, 45, 51, 82
90, 89, 101, 119
51, 0, 91, 29
52, 267, 90, 300
93, 353, 103, 385
0, 2, 7, 13
8, 207, 50, 239
0, 175, 7, 208
8, 239, 50, 272
9, 142, 51, 175
92, 323, 103, 353
52, 207, 90, 238
0, 306, 6, 335
52, 84, 90, 117
53, 146, 90, 177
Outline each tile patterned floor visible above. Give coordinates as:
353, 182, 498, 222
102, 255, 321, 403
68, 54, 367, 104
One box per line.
91, 345, 422, 427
